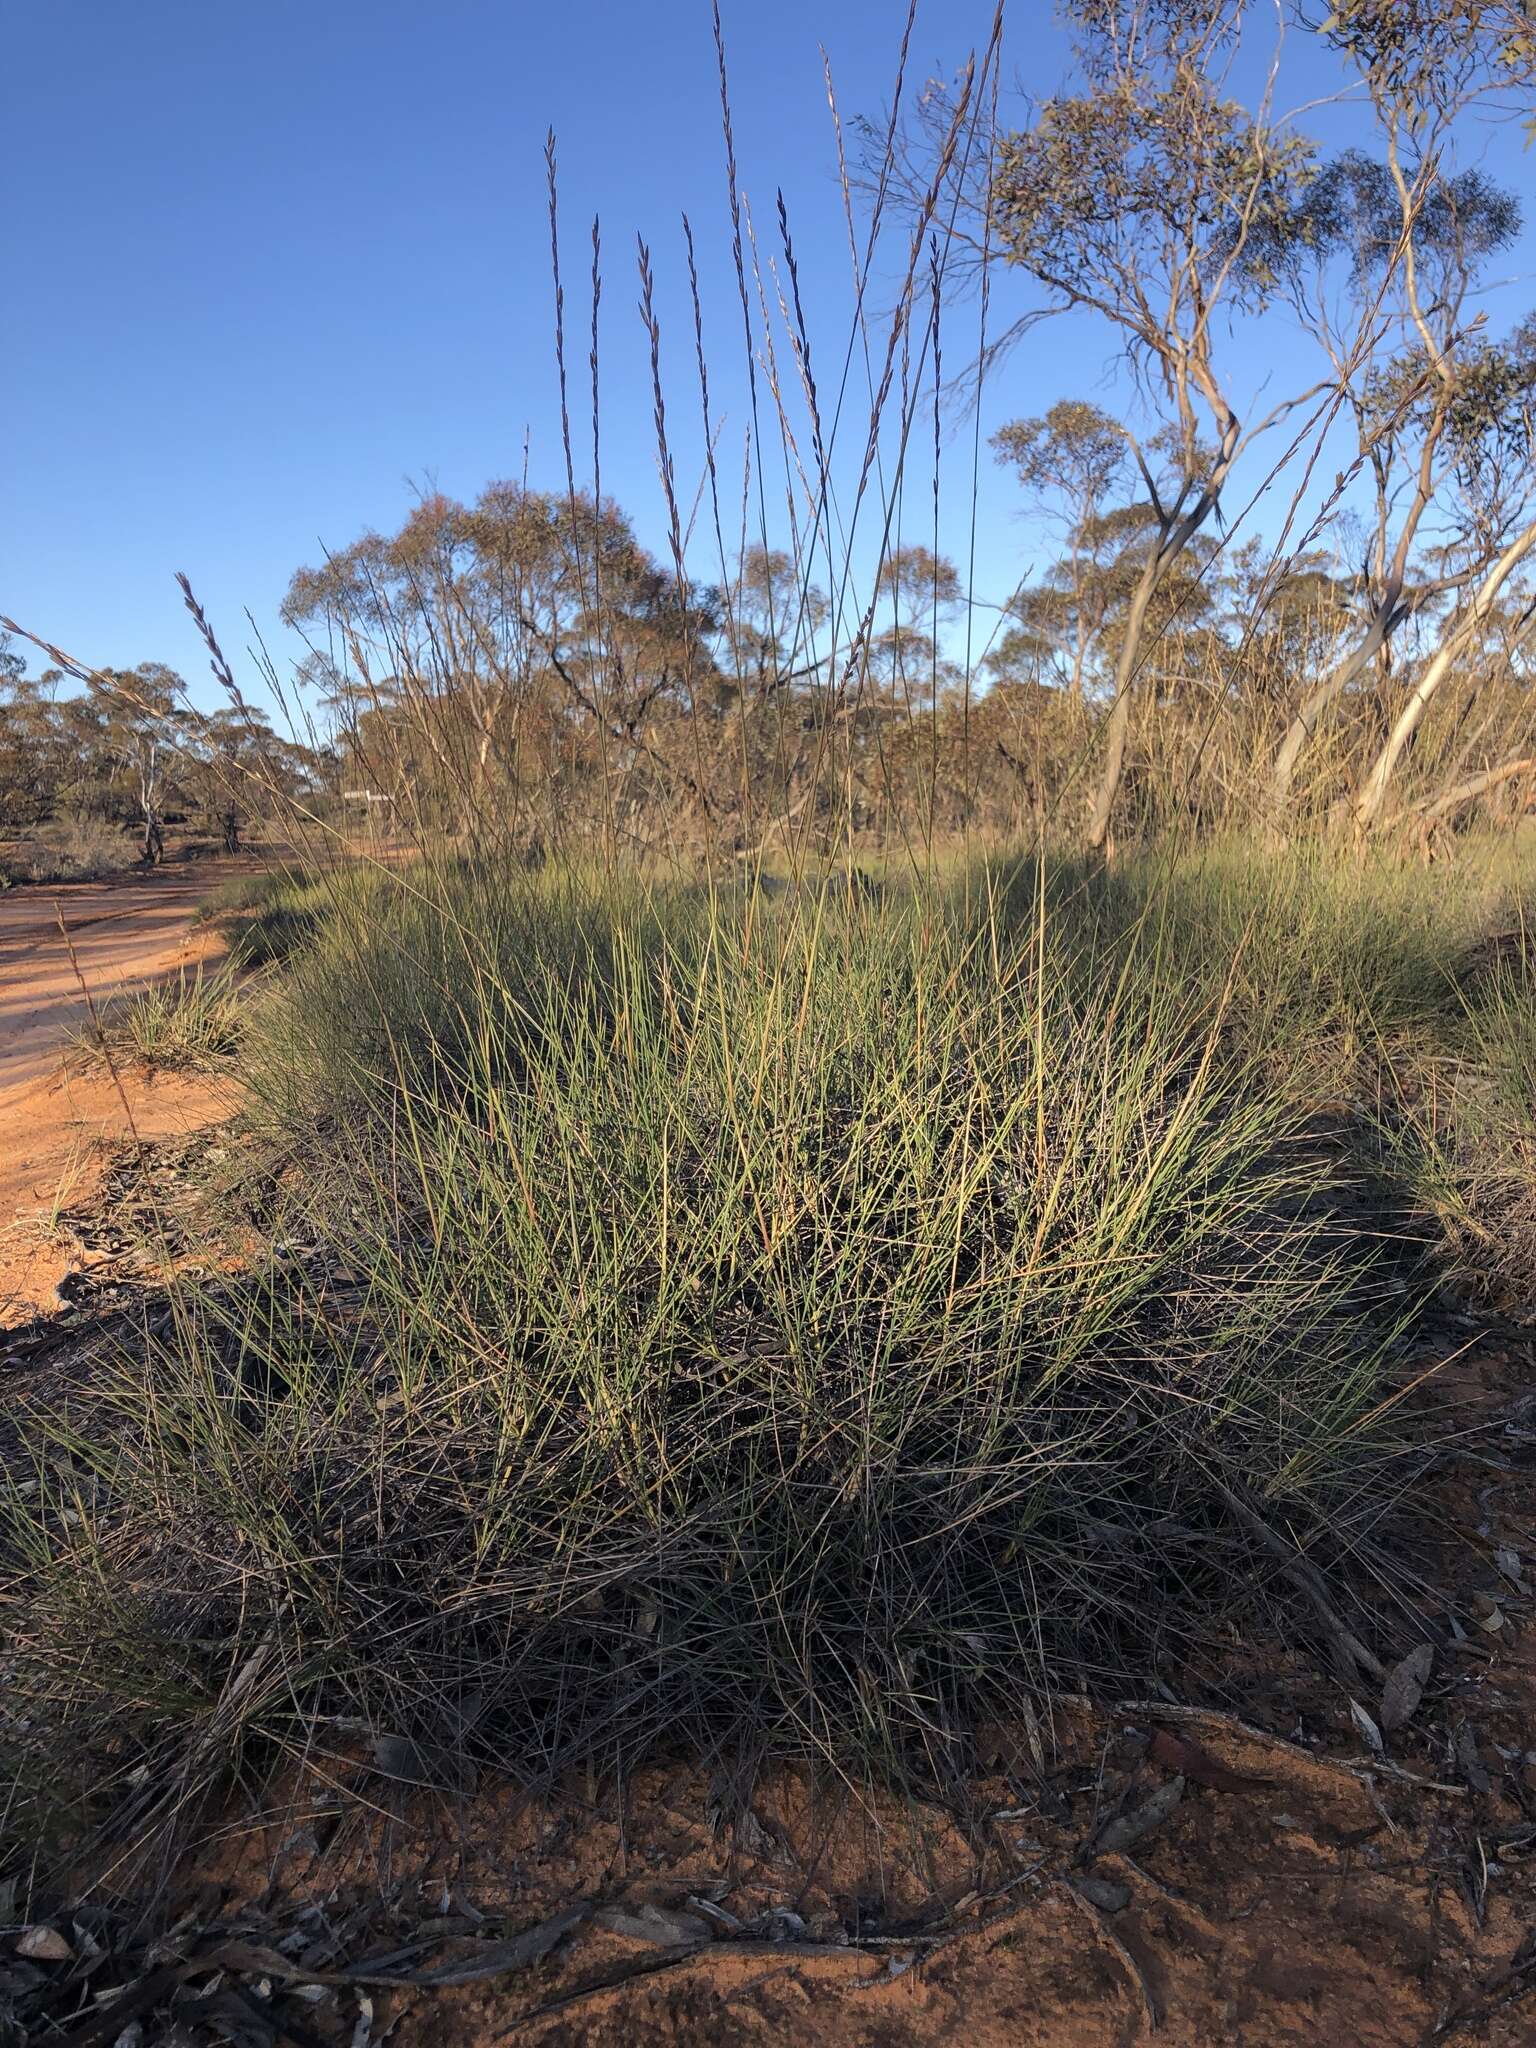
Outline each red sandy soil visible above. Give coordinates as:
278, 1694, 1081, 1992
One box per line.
146, 1527, 1536, 2048
0, 862, 249, 1324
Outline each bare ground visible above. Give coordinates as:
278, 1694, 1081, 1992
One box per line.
0, 863, 249, 1324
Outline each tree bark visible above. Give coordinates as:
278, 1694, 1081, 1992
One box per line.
1351, 515, 1536, 836
1418, 753, 1535, 827
1084, 543, 1166, 852
1265, 610, 1395, 832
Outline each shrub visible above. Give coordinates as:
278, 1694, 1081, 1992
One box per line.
3, 812, 132, 884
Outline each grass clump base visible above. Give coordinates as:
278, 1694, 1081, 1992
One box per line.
195, 865, 334, 966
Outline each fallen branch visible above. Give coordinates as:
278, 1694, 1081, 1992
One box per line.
499, 1935, 882, 2032
1217, 1489, 1385, 1681
1056, 1878, 1161, 2033
1417, 755, 1536, 827
1118, 1702, 1468, 1796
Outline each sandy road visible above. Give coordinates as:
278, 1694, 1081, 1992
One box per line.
0, 861, 253, 1322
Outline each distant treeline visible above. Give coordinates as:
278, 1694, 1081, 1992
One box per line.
7, 0, 1536, 861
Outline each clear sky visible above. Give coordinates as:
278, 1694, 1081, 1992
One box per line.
5, 2, 1534, 711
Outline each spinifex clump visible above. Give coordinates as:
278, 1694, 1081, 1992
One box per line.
2, 853, 1417, 1859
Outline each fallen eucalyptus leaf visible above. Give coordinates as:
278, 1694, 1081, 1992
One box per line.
411, 1906, 591, 1985
1091, 1776, 1184, 1858
686, 1896, 744, 1933
1349, 1699, 1385, 1757
15, 1925, 72, 1963
754, 1907, 806, 1941
595, 1902, 712, 1947
1378, 1643, 1433, 1736
1073, 1876, 1131, 1913
1456, 1724, 1491, 1794
0, 1963, 47, 1999
370, 1734, 477, 1794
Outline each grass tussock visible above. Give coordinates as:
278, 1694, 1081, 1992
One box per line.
67, 961, 247, 1076
1384, 906, 1536, 1307
7, 845, 1482, 1873
7, 0, 1536, 1924
195, 866, 335, 966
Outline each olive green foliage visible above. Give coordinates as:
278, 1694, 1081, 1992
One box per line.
11, 843, 1512, 1872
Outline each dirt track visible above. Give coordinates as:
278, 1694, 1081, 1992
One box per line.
0, 862, 248, 1322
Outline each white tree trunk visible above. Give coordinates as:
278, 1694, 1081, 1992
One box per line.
1265, 612, 1392, 831
1084, 546, 1166, 853
1352, 515, 1536, 836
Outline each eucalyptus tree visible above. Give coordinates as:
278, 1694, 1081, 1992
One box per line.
1314, 1, 1536, 833
282, 485, 715, 840
869, 544, 962, 709
1000, 498, 1220, 708
717, 544, 829, 701
84, 664, 187, 863
984, 0, 1326, 847
991, 402, 1131, 698
1350, 345, 1536, 832
0, 642, 62, 828
1261, 144, 1535, 823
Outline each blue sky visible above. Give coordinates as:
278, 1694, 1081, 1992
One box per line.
5, 1, 1533, 711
